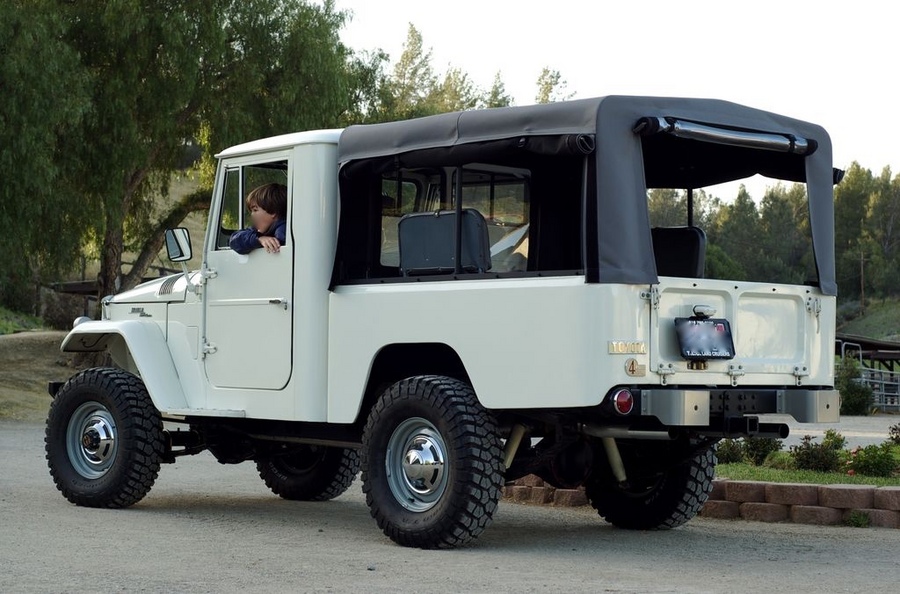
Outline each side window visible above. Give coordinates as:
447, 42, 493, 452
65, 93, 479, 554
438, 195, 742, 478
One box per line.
377, 166, 530, 273
334, 146, 584, 284
380, 178, 421, 267
216, 168, 242, 249
215, 160, 289, 250
456, 167, 529, 273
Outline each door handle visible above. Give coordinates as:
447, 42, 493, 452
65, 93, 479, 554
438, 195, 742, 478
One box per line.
268, 298, 288, 310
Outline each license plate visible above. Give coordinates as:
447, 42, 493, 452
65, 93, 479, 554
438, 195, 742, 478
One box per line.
674, 318, 735, 360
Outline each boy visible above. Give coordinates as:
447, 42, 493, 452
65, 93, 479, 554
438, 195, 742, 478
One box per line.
229, 183, 288, 254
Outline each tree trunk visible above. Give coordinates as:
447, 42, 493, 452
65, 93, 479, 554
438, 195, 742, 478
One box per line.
98, 211, 125, 299
120, 187, 212, 291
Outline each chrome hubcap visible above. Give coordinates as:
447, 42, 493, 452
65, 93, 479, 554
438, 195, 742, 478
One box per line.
386, 418, 448, 512
66, 402, 118, 479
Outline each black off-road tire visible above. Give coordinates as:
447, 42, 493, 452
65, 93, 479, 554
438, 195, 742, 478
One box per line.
361, 376, 504, 549
256, 446, 360, 501
45, 367, 165, 508
585, 446, 716, 530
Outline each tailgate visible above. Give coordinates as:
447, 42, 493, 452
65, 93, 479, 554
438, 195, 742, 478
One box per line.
648, 278, 834, 387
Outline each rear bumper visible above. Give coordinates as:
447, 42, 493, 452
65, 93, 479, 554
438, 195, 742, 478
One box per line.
639, 388, 840, 426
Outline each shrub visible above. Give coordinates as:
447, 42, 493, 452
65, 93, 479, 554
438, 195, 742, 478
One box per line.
844, 443, 899, 478
790, 434, 842, 473
889, 423, 900, 446
836, 300, 862, 324
836, 358, 873, 416
844, 510, 870, 528
761, 450, 795, 470
822, 428, 847, 451
742, 437, 783, 466
716, 439, 745, 464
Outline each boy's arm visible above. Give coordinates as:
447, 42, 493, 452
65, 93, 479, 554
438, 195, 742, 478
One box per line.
229, 228, 261, 254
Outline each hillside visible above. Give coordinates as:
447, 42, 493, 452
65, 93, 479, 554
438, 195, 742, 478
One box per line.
838, 298, 900, 342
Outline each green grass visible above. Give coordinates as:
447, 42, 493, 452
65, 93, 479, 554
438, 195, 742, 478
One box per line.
839, 297, 900, 341
0, 306, 45, 335
716, 462, 900, 487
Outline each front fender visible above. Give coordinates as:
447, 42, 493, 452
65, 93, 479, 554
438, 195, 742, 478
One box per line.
61, 320, 189, 411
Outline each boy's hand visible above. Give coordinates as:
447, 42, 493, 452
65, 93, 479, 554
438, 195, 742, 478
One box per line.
259, 236, 281, 253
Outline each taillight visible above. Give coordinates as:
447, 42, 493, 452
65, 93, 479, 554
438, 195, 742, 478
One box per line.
611, 389, 634, 415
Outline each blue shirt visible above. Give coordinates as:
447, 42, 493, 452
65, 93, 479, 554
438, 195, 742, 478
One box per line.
228, 219, 286, 254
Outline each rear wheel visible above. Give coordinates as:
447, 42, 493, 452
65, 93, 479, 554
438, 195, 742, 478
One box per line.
45, 368, 164, 508
256, 446, 359, 501
361, 376, 504, 549
585, 445, 716, 530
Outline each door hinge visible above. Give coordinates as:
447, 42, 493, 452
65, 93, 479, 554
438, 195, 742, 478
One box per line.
201, 267, 218, 281
656, 363, 676, 385
202, 341, 217, 356
641, 286, 661, 310
793, 365, 809, 386
728, 364, 745, 387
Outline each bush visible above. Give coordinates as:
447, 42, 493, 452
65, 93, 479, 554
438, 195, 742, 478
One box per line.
742, 437, 783, 466
790, 434, 842, 473
836, 300, 862, 324
822, 428, 847, 451
716, 439, 745, 464
836, 358, 873, 416
761, 450, 795, 470
889, 423, 900, 446
844, 443, 899, 478
40, 290, 88, 331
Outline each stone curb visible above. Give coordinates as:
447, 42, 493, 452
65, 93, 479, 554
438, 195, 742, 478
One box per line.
502, 475, 900, 529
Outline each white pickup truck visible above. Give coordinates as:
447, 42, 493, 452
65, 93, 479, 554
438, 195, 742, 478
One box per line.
46, 96, 841, 548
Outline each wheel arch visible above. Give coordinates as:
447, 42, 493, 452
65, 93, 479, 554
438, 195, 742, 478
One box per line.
352, 342, 473, 426
60, 320, 189, 411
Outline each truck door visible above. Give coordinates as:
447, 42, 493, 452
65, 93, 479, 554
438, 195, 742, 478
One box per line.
203, 157, 293, 390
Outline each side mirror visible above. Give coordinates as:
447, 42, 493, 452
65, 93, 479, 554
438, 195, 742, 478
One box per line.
165, 228, 192, 262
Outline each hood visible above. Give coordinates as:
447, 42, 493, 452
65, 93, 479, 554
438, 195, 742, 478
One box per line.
106, 273, 198, 304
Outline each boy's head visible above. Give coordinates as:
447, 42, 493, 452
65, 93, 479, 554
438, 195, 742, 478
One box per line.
246, 183, 287, 232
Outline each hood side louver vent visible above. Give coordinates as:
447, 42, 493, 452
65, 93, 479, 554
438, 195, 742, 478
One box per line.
158, 276, 179, 296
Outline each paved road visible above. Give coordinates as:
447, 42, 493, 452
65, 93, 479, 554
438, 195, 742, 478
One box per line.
2, 421, 899, 594
778, 413, 898, 448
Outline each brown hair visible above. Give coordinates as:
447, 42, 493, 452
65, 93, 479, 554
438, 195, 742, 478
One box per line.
246, 183, 287, 220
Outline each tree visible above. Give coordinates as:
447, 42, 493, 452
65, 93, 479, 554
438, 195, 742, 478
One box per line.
865, 167, 900, 297
376, 23, 438, 121
535, 67, 572, 104
373, 24, 511, 121
432, 67, 481, 113
648, 189, 686, 227
0, 1, 91, 310
485, 72, 513, 108
757, 183, 812, 284
53, 0, 373, 298
834, 162, 876, 300
709, 185, 761, 281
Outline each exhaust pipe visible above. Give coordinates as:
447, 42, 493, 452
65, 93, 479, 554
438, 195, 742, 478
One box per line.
757, 423, 790, 439
579, 424, 676, 441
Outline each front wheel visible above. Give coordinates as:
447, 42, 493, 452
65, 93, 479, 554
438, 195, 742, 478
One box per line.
361, 376, 504, 549
585, 445, 716, 530
255, 446, 359, 501
45, 368, 165, 508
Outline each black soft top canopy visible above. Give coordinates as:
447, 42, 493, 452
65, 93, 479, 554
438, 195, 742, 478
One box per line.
338, 96, 836, 295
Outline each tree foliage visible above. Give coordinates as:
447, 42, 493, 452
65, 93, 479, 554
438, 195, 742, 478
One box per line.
371, 24, 514, 122
535, 67, 572, 104
7, 4, 900, 314
0, 0, 91, 309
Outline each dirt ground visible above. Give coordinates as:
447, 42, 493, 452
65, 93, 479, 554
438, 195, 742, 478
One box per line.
0, 331, 81, 422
